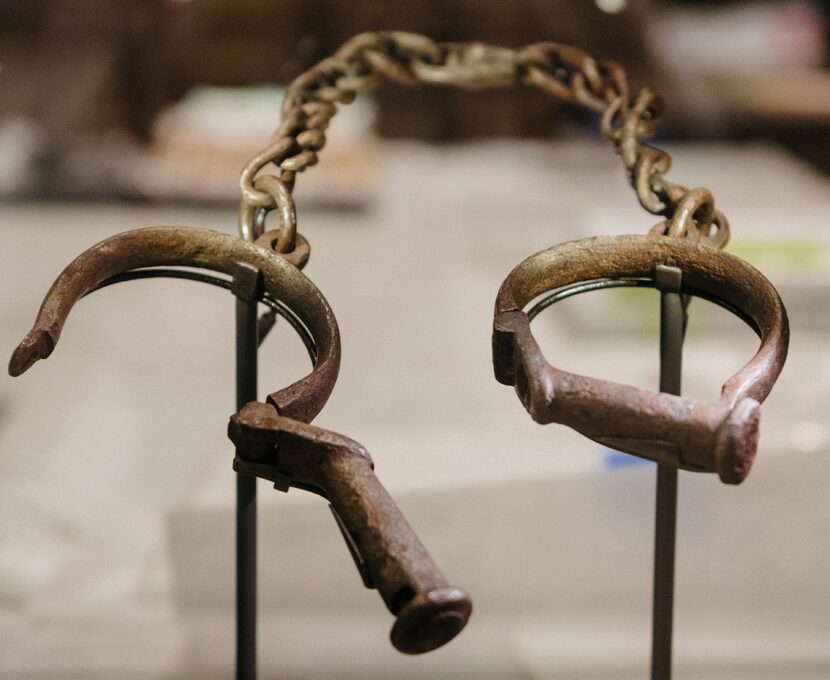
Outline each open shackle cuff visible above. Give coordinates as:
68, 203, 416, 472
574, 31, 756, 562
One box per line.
8, 226, 340, 424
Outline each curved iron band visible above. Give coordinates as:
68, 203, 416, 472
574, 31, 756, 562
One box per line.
492, 234, 789, 484
8, 226, 340, 423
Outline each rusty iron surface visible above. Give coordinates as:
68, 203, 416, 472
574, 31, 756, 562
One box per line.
239, 32, 728, 251
8, 226, 339, 423
493, 234, 789, 484
7, 31, 796, 657
8, 223, 470, 654
229, 404, 472, 654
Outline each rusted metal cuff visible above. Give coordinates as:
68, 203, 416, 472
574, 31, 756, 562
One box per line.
493, 235, 789, 484
8, 227, 340, 423
229, 403, 472, 654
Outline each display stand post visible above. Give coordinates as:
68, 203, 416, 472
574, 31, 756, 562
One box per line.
651, 265, 685, 680
233, 263, 262, 680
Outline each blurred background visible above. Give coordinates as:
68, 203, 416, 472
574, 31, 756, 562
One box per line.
1, 1, 828, 678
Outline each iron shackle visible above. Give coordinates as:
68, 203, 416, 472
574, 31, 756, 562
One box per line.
8, 227, 339, 421
493, 234, 789, 484
229, 405, 473, 654
9, 225, 471, 653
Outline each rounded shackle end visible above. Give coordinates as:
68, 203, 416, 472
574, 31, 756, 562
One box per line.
391, 586, 473, 654
9, 328, 54, 377
714, 397, 761, 485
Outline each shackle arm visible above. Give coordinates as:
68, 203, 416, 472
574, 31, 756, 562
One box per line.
229, 402, 472, 654
8, 226, 339, 425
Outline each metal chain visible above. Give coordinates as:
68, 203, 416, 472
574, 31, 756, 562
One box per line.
240, 31, 729, 252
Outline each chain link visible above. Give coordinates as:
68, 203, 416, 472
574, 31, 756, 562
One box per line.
240, 31, 729, 250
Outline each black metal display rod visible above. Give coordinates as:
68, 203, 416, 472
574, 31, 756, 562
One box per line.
233, 263, 262, 680
651, 265, 685, 680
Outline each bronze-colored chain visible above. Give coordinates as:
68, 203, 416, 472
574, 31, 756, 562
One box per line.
240, 31, 729, 252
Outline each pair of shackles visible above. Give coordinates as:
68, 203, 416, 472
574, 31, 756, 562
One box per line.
8, 32, 789, 656
6, 230, 790, 652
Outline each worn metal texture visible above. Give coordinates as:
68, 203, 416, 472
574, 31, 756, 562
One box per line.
8, 223, 471, 654
7, 226, 339, 424
229, 403, 473, 654
239, 174, 299, 250
238, 31, 728, 250
7, 31, 793, 659
493, 234, 789, 484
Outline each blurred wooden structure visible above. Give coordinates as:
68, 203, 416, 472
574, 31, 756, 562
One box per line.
0, 0, 659, 142
3, 0, 830, 174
